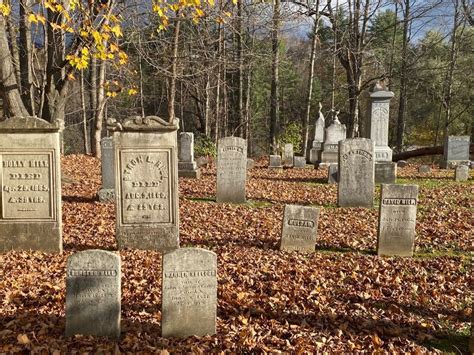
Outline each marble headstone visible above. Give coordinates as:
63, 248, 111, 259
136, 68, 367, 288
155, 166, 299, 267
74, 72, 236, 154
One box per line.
320, 112, 346, 165
162, 248, 217, 338
269, 155, 283, 170
455, 165, 469, 181
294, 156, 306, 168
280, 205, 319, 252
0, 117, 62, 252
337, 138, 375, 207
328, 164, 338, 184
282, 143, 294, 167
98, 137, 115, 202
110, 116, 179, 251
441, 136, 470, 168
309, 104, 325, 164
375, 162, 397, 184
368, 87, 394, 162
66, 250, 121, 339
216, 137, 247, 203
178, 132, 200, 178
377, 184, 418, 257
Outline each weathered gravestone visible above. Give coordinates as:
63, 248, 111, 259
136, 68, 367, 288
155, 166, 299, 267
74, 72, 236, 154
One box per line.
162, 248, 217, 338
455, 165, 469, 181
309, 103, 325, 164
418, 165, 431, 174
377, 184, 418, 257
216, 137, 247, 203
66, 250, 121, 339
441, 136, 470, 169
397, 160, 408, 168
280, 205, 319, 252
294, 156, 306, 168
98, 137, 115, 202
282, 143, 294, 167
178, 132, 200, 178
375, 162, 397, 184
109, 116, 179, 250
0, 117, 62, 252
269, 155, 283, 171
328, 164, 338, 184
247, 158, 255, 170
337, 138, 375, 207
320, 112, 346, 165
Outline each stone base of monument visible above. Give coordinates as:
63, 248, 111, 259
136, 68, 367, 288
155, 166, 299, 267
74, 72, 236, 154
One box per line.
309, 148, 322, 164
320, 149, 338, 165
294, 157, 307, 168
375, 162, 397, 184
440, 160, 470, 169
178, 162, 201, 178
374, 147, 392, 162
98, 188, 115, 202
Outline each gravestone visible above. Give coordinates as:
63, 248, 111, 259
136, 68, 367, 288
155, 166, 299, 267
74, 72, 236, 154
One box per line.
368, 85, 394, 162
178, 132, 200, 178
397, 160, 408, 168
247, 158, 255, 170
294, 156, 306, 168
337, 138, 375, 207
109, 116, 179, 250
441, 136, 470, 168
320, 112, 346, 165
162, 248, 217, 338
216, 137, 247, 203
66, 250, 121, 339
375, 162, 397, 184
377, 184, 418, 257
418, 165, 431, 174
309, 103, 325, 164
455, 165, 469, 181
280, 205, 319, 252
269, 155, 283, 171
0, 116, 62, 252
282, 143, 294, 167
98, 137, 115, 202
328, 164, 338, 184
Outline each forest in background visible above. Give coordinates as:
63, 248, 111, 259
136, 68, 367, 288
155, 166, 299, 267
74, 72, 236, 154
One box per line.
0, 0, 472, 157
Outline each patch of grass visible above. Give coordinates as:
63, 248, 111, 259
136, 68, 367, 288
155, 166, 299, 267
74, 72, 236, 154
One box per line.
316, 245, 376, 255
187, 197, 273, 208
310, 203, 338, 209
397, 178, 448, 189
187, 196, 216, 203
414, 248, 470, 260
424, 328, 470, 354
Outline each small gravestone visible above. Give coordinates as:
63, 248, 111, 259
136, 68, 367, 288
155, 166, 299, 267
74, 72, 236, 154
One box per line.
337, 138, 375, 207
196, 156, 209, 167
309, 103, 325, 164
280, 205, 319, 252
66, 250, 121, 339
282, 143, 294, 167
375, 162, 397, 184
294, 156, 306, 168
377, 184, 418, 257
328, 164, 338, 184
397, 160, 408, 168
247, 158, 255, 170
418, 165, 431, 174
178, 132, 200, 178
455, 165, 469, 181
269, 155, 283, 171
162, 248, 217, 338
320, 112, 346, 165
0, 117, 62, 252
216, 137, 247, 203
98, 137, 115, 202
441, 136, 470, 169
109, 116, 179, 251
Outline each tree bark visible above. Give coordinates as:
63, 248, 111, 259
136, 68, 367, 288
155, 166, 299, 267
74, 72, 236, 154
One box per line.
269, 0, 280, 153
168, 17, 180, 123
94, 60, 106, 159
19, 0, 34, 115
393, 144, 474, 161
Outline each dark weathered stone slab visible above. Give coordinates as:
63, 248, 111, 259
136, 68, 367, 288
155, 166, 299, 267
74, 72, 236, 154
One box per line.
0, 116, 62, 252
294, 157, 306, 168
216, 137, 247, 203
98, 137, 115, 202
418, 165, 431, 174
375, 162, 397, 184
162, 248, 217, 338
66, 250, 121, 339
111, 116, 179, 251
328, 164, 338, 184
337, 138, 375, 207
442, 136, 470, 168
377, 184, 418, 257
280, 205, 319, 252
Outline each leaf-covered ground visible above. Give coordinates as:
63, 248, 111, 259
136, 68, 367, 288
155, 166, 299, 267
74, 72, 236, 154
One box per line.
0, 155, 472, 353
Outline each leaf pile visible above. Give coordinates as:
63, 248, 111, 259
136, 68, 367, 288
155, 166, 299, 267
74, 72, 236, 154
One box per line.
0, 155, 472, 352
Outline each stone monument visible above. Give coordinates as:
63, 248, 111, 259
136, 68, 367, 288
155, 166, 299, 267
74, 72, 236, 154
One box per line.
109, 116, 179, 250
294, 156, 306, 168
309, 103, 325, 164
280, 205, 319, 252
66, 250, 121, 339
98, 137, 115, 202
377, 184, 418, 257
0, 116, 62, 252
282, 143, 294, 167
269, 155, 283, 171
337, 138, 375, 207
178, 132, 200, 178
320, 111, 346, 166
455, 165, 469, 181
216, 137, 247, 203
441, 136, 470, 168
162, 248, 217, 338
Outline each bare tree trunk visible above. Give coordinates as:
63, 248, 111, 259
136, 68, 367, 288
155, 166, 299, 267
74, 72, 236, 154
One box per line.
19, 0, 34, 115
94, 60, 106, 159
236, 0, 244, 138
215, 22, 223, 144
5, 0, 20, 86
80, 70, 90, 154
168, 17, 180, 123
269, 0, 281, 153
245, 66, 252, 154
205, 74, 211, 136
138, 36, 145, 117
89, 56, 98, 154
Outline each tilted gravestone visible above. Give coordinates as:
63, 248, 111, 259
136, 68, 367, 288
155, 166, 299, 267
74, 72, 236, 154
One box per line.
216, 137, 247, 203
441, 136, 470, 169
294, 156, 306, 168
337, 138, 375, 207
328, 164, 338, 184
178, 132, 200, 178
162, 248, 217, 338
455, 165, 469, 181
377, 184, 418, 257
109, 116, 179, 250
282, 143, 294, 167
98, 137, 115, 202
309, 103, 325, 164
66, 250, 121, 339
280, 205, 319, 252
418, 165, 431, 174
0, 117, 62, 252
320, 112, 346, 165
